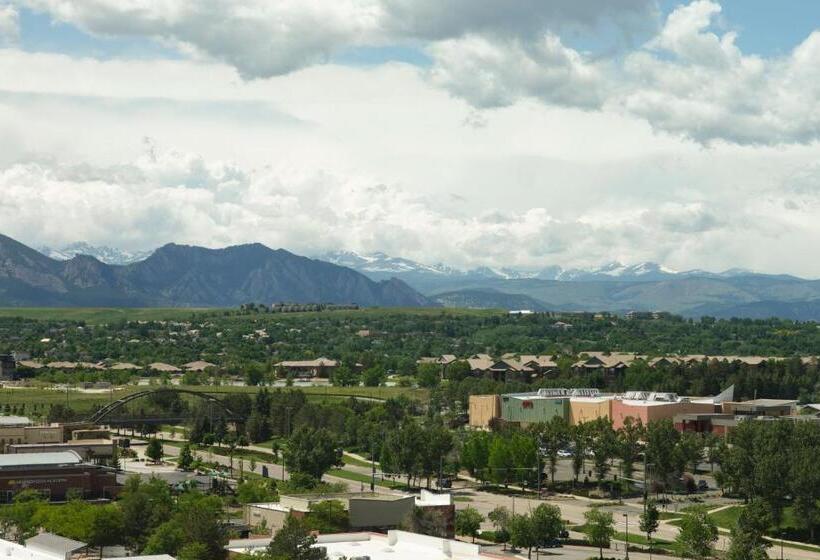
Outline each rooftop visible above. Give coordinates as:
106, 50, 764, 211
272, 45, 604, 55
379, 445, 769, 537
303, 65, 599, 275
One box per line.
0, 451, 83, 469
0, 415, 33, 426
25, 533, 86, 557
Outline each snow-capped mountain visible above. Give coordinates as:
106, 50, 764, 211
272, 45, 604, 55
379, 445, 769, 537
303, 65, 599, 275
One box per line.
322, 250, 771, 287
39, 242, 154, 265
321, 250, 460, 276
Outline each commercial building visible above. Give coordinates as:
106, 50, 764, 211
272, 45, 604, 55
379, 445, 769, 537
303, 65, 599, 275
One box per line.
569, 394, 614, 426
0, 417, 63, 452
0, 536, 176, 560
0, 451, 120, 502
610, 392, 716, 430
227, 530, 496, 560
244, 490, 454, 537
468, 395, 501, 428
722, 398, 797, 417
500, 390, 569, 426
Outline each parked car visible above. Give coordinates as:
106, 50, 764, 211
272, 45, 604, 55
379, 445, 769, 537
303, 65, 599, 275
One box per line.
697, 480, 709, 491
559, 529, 570, 539
557, 449, 572, 458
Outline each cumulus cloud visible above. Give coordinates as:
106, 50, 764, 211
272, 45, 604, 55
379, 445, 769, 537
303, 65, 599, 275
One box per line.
0, 3, 19, 44
2, 142, 819, 275
19, 0, 653, 77
619, 1, 820, 144
18, 0, 820, 145
428, 33, 606, 109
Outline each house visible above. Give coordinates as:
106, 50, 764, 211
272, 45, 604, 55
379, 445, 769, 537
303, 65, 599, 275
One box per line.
486, 359, 534, 383
182, 360, 217, 372
274, 358, 338, 378
519, 355, 559, 377
466, 356, 494, 377
149, 362, 181, 373
572, 352, 631, 379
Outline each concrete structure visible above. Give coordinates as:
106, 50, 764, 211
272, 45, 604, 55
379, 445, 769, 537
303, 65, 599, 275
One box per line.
0, 354, 23, 380
500, 390, 569, 426
674, 413, 738, 436
610, 392, 716, 430
722, 399, 797, 417
0, 419, 63, 453
6, 440, 115, 461
245, 491, 454, 537
227, 530, 496, 560
569, 395, 614, 425
0, 451, 119, 502
468, 395, 500, 428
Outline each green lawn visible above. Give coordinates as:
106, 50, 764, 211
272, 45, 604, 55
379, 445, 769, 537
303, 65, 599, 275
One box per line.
342, 454, 374, 468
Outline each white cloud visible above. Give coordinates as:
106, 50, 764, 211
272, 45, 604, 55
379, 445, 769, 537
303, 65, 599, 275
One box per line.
428, 33, 606, 109
0, 4, 19, 44
618, 1, 820, 144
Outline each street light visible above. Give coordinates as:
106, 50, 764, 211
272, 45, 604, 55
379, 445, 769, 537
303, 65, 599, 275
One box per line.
623, 512, 630, 560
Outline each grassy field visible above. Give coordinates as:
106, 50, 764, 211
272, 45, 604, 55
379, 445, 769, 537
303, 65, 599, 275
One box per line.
0, 306, 500, 324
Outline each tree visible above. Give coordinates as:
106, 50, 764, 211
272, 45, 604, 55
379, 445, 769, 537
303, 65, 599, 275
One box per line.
487, 436, 514, 487
530, 503, 563, 549
0, 490, 46, 542
534, 417, 569, 486
455, 507, 483, 543
178, 443, 194, 471
645, 420, 681, 490
237, 479, 277, 505
583, 508, 615, 560
588, 418, 617, 484
284, 426, 343, 482
306, 500, 349, 534
460, 431, 490, 481
726, 500, 772, 560
675, 507, 718, 560
178, 543, 210, 560
144, 492, 227, 560
570, 423, 589, 485
146, 438, 164, 463
119, 476, 174, 551
261, 516, 327, 560
487, 506, 511, 549
331, 364, 360, 387
676, 431, 704, 475
639, 500, 660, 558
508, 514, 537, 559
617, 417, 644, 481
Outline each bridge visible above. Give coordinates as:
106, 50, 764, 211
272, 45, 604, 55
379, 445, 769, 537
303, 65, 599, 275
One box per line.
87, 388, 240, 425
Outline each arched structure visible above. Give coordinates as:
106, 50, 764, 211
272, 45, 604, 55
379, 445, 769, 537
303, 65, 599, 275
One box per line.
88, 388, 237, 424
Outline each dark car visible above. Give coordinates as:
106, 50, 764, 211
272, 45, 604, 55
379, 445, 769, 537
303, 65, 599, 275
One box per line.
559, 529, 570, 539
697, 480, 709, 491
544, 538, 563, 548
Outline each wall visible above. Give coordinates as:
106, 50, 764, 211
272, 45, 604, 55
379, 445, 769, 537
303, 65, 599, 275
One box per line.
501, 397, 568, 425
611, 400, 715, 430
348, 496, 414, 530
569, 399, 612, 426
468, 395, 500, 428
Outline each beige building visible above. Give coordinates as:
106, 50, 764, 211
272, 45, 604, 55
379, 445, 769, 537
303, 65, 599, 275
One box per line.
468, 395, 501, 428
569, 396, 614, 426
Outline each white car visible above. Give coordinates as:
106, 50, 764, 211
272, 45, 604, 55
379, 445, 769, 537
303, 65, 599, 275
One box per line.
557, 449, 572, 458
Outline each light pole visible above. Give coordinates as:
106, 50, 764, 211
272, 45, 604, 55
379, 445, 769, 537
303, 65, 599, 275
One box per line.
623, 512, 630, 560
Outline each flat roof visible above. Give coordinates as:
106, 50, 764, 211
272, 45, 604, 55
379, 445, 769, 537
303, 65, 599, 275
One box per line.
734, 399, 797, 407
0, 451, 83, 468
0, 416, 33, 426
25, 533, 86, 555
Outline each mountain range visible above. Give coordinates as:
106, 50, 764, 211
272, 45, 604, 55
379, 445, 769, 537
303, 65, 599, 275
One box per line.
0, 236, 433, 308
321, 251, 820, 320
15, 241, 820, 319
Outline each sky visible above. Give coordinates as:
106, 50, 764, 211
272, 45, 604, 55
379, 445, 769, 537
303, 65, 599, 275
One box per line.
0, 1, 819, 276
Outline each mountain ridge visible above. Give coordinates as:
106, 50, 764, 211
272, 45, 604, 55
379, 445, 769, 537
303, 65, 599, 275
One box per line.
0, 235, 434, 308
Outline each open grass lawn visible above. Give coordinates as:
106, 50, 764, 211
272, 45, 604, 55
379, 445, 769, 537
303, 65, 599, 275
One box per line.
327, 468, 405, 490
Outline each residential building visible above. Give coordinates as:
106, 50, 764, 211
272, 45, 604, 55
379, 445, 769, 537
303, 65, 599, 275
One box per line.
274, 358, 338, 378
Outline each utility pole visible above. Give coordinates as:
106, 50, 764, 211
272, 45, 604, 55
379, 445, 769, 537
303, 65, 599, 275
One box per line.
623, 512, 630, 560
370, 439, 376, 492
536, 435, 542, 499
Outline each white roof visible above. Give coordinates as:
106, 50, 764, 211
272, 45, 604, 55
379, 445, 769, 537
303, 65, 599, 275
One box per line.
416, 490, 452, 506
0, 538, 60, 560
0, 451, 83, 468
0, 415, 33, 426
227, 531, 490, 560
